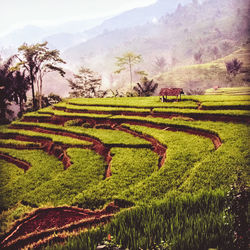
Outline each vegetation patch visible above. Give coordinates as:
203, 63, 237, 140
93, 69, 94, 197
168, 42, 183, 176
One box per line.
0, 149, 64, 210
0, 126, 92, 146
73, 148, 159, 209
11, 121, 152, 147
22, 149, 107, 207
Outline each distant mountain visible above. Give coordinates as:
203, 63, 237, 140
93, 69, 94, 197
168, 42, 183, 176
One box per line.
43, 33, 86, 51
0, 17, 107, 54
85, 0, 192, 37
63, 0, 249, 90
0, 25, 48, 48
0, 0, 193, 55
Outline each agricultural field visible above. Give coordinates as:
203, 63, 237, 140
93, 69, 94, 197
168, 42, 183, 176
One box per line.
0, 94, 249, 249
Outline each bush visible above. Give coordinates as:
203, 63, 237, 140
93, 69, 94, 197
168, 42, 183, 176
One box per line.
64, 119, 83, 127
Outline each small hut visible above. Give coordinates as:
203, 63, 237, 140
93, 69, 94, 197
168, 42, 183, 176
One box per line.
159, 88, 184, 102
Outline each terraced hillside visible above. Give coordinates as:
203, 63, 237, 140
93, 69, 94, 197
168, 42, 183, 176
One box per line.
156, 44, 250, 89
0, 95, 249, 249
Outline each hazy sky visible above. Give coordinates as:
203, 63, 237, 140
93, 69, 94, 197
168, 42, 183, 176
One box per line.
0, 0, 156, 35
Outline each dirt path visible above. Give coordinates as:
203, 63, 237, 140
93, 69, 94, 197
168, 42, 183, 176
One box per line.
0, 202, 120, 250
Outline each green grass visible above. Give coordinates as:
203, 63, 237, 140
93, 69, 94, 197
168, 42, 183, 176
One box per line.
67, 96, 197, 108
186, 94, 250, 102
0, 149, 64, 210
200, 100, 250, 109
1, 94, 249, 249
106, 190, 230, 250
73, 148, 159, 209
22, 149, 107, 206
54, 102, 153, 112
11, 121, 151, 147
153, 107, 250, 116
0, 160, 24, 189
205, 87, 250, 95
118, 125, 215, 204
120, 121, 250, 198
48, 190, 231, 250
0, 139, 40, 147
0, 126, 92, 146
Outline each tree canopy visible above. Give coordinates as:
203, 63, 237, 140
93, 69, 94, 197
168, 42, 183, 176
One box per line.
0, 57, 30, 123
68, 67, 106, 98
17, 41, 66, 109
114, 52, 142, 91
225, 58, 243, 77
133, 77, 158, 97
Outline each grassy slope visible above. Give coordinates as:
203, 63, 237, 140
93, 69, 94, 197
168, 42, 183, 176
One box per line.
156, 44, 250, 90
0, 95, 249, 249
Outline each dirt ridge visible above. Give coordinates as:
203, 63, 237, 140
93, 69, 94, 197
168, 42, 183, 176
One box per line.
0, 152, 30, 171
0, 202, 120, 250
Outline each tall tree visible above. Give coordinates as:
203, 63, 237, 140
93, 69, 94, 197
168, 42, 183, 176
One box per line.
12, 70, 30, 116
133, 77, 158, 97
0, 57, 30, 122
0, 57, 14, 122
68, 67, 105, 98
114, 52, 142, 91
17, 42, 66, 109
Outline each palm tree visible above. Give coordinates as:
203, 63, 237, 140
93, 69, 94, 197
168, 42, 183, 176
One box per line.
0, 57, 15, 122
12, 70, 30, 116
0, 56, 30, 122
133, 77, 158, 97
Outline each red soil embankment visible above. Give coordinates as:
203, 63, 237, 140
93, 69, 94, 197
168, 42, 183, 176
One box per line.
0, 202, 120, 250
21, 114, 222, 150
0, 132, 74, 170
0, 152, 30, 171
107, 119, 222, 150
114, 125, 167, 169
51, 105, 250, 124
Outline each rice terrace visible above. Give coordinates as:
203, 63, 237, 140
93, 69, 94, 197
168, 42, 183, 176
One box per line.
0, 90, 249, 249
0, 0, 250, 249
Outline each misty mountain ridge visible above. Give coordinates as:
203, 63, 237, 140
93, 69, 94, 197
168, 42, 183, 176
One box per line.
0, 0, 193, 53
84, 0, 193, 37
0, 16, 108, 51
1, 0, 249, 97
63, 0, 249, 79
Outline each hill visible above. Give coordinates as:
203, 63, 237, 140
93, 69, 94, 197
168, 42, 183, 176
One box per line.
156, 43, 250, 92
63, 0, 250, 90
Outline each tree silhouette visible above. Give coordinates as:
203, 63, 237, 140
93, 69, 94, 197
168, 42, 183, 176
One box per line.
0, 57, 14, 122
17, 42, 65, 109
133, 77, 158, 97
114, 52, 142, 91
68, 67, 105, 98
0, 57, 30, 122
225, 58, 243, 77
12, 70, 30, 116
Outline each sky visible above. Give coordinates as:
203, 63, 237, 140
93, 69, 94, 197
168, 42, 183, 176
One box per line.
0, 0, 157, 36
